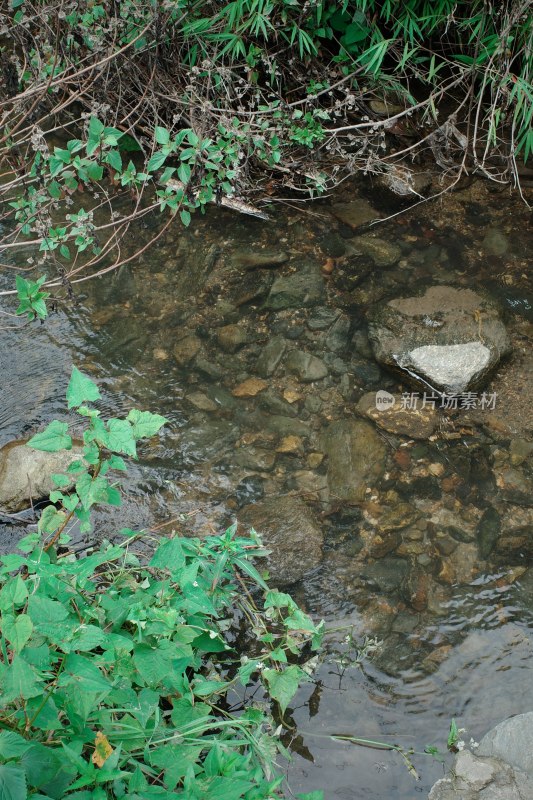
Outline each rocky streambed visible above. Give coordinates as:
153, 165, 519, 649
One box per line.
1, 175, 532, 798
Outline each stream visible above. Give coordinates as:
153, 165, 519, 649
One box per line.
1, 175, 532, 798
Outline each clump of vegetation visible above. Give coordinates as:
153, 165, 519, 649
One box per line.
0, 0, 531, 299
0, 367, 324, 799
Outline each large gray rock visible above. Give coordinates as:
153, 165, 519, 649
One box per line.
428, 751, 533, 799
321, 419, 386, 504
368, 286, 511, 393
428, 714, 533, 799
478, 713, 533, 775
0, 440, 83, 512
239, 496, 323, 585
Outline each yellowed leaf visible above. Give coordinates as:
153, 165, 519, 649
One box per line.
92, 731, 113, 767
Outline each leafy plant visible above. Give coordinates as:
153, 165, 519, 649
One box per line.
0, 367, 324, 799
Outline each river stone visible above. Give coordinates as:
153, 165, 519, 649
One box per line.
256, 336, 287, 377
476, 506, 501, 558
331, 198, 380, 229
482, 229, 509, 256
321, 419, 386, 504
428, 755, 533, 800
0, 440, 83, 512
285, 350, 328, 382
367, 286, 511, 393
264, 262, 324, 310
325, 314, 351, 352
357, 391, 438, 439
239, 496, 323, 584
173, 335, 201, 365
478, 713, 533, 775
216, 324, 249, 353
351, 235, 402, 267
232, 249, 289, 270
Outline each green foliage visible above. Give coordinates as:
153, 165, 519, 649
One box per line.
15, 276, 50, 322
0, 369, 324, 799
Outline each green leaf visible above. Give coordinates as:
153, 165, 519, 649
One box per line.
180, 209, 191, 227
0, 576, 28, 610
297, 793, 324, 800
126, 409, 167, 440
0, 764, 26, 800
0, 731, 33, 760
67, 367, 101, 409
27, 420, 72, 452
3, 614, 33, 653
38, 505, 66, 535
149, 537, 185, 575
155, 126, 170, 145
2, 655, 42, 701
147, 151, 168, 172
76, 473, 113, 510
262, 665, 306, 714
105, 419, 137, 456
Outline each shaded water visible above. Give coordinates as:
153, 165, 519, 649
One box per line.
1, 177, 532, 797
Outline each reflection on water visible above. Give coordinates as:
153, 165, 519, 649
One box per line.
1, 178, 532, 798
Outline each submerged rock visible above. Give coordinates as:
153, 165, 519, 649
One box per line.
351, 235, 402, 267
239, 496, 323, 584
264, 262, 324, 310
331, 198, 380, 229
0, 440, 83, 512
321, 419, 386, 504
285, 350, 328, 382
232, 249, 289, 270
368, 285, 511, 393
357, 391, 439, 439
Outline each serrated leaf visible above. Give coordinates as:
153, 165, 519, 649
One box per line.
0, 576, 28, 610
262, 665, 306, 714
147, 151, 167, 172
2, 614, 33, 653
38, 505, 66, 535
67, 367, 101, 409
76, 473, 112, 510
0, 731, 32, 760
27, 420, 72, 452
105, 419, 136, 456
0, 764, 26, 800
126, 409, 167, 440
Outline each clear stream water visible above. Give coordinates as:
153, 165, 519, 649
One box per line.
1, 176, 532, 798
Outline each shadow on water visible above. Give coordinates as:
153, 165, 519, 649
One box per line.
1, 178, 532, 797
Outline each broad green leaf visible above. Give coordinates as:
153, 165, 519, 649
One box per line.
70, 625, 106, 651
0, 576, 28, 610
27, 420, 72, 452
59, 654, 111, 692
297, 793, 324, 800
76, 473, 113, 510
52, 473, 71, 487
126, 409, 167, 440
38, 505, 66, 535
2, 655, 42, 701
28, 595, 68, 626
0, 730, 33, 759
3, 614, 33, 653
262, 665, 306, 713
105, 419, 136, 456
0, 764, 26, 800
67, 367, 101, 409
149, 537, 185, 575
